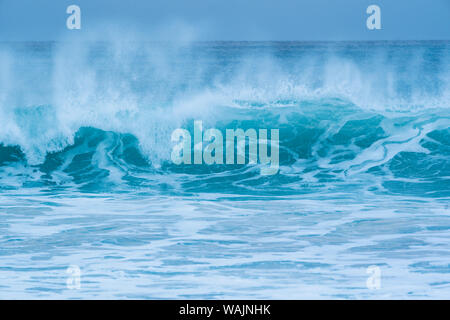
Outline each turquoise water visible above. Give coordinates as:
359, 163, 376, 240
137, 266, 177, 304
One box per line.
0, 41, 449, 298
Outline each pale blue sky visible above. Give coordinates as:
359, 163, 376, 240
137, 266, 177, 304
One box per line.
0, 0, 449, 41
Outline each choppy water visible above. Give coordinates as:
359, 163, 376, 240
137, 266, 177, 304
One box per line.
0, 41, 449, 299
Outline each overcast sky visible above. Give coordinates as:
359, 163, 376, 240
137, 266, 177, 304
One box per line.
0, 0, 449, 41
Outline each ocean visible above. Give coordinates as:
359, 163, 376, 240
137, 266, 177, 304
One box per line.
0, 41, 449, 298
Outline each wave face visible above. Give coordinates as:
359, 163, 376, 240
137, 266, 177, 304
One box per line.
0, 41, 448, 196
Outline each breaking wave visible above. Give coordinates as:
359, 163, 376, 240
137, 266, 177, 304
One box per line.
0, 41, 449, 196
